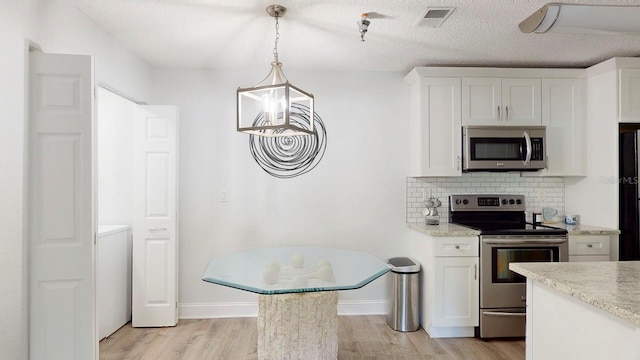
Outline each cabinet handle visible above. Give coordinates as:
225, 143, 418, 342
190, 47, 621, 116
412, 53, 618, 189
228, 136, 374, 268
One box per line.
456, 155, 460, 171
497, 106, 501, 121
455, 245, 460, 249
505, 105, 509, 121
474, 264, 477, 280
587, 244, 593, 248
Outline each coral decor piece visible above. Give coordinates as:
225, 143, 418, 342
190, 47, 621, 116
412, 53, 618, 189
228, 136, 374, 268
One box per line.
249, 103, 327, 178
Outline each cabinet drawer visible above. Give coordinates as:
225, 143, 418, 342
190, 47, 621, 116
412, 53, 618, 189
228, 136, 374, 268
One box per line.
434, 237, 479, 257
569, 235, 610, 256
569, 255, 611, 262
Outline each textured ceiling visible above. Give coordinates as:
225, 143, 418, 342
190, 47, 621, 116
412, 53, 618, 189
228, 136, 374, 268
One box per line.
68, 0, 640, 72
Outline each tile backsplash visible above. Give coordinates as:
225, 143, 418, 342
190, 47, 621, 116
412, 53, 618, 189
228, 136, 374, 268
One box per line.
407, 173, 565, 223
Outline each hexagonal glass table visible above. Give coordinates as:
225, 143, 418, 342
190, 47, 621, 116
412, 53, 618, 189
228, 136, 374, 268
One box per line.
202, 246, 391, 360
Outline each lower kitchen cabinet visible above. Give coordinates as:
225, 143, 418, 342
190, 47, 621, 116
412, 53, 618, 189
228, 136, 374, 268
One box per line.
410, 231, 479, 338
568, 234, 611, 262
433, 257, 479, 327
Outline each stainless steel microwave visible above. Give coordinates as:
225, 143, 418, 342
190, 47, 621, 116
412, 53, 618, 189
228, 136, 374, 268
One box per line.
462, 126, 546, 171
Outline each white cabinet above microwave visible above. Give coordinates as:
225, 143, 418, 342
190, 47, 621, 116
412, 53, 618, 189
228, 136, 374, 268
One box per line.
462, 78, 541, 126
404, 67, 585, 177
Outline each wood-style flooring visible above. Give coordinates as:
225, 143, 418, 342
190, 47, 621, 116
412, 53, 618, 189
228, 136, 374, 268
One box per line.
100, 316, 525, 360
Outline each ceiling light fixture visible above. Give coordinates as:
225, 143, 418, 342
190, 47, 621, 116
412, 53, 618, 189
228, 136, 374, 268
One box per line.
357, 13, 370, 41
237, 5, 314, 137
520, 3, 640, 34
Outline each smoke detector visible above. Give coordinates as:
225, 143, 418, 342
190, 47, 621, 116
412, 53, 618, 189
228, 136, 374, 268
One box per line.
417, 7, 455, 27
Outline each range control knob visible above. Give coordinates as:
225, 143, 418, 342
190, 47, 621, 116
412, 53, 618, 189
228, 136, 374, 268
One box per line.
516, 199, 522, 205
501, 199, 508, 205
462, 199, 469, 205
455, 199, 462, 205
509, 199, 515, 205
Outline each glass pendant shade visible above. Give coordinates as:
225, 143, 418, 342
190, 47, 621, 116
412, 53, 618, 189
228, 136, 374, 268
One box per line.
237, 61, 314, 137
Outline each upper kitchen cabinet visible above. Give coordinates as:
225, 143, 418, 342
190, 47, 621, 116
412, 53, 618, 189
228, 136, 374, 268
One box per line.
462, 78, 541, 126
538, 78, 585, 176
620, 69, 640, 122
405, 75, 462, 177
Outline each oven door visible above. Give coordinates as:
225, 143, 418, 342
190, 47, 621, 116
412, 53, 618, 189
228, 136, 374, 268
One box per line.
480, 235, 568, 309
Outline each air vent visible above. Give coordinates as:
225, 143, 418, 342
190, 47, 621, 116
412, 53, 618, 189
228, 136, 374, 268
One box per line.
417, 7, 455, 27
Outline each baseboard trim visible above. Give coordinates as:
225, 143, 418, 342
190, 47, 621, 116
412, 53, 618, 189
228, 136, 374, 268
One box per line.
179, 300, 388, 319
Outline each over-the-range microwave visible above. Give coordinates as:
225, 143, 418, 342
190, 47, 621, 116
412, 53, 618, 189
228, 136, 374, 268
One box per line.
462, 125, 546, 172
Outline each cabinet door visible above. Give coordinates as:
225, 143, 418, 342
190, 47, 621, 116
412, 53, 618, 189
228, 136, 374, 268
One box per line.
462, 78, 501, 125
539, 78, 585, 176
620, 69, 640, 122
502, 78, 542, 125
434, 257, 479, 327
409, 77, 462, 176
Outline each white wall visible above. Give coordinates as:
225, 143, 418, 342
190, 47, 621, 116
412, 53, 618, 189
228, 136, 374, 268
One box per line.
0, 1, 152, 358
97, 87, 134, 225
565, 68, 619, 228
150, 69, 411, 316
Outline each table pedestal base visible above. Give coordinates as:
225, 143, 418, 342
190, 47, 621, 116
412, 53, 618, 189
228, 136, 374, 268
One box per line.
258, 291, 338, 360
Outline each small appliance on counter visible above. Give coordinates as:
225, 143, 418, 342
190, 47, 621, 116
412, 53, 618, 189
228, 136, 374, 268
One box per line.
423, 196, 442, 225
564, 214, 579, 225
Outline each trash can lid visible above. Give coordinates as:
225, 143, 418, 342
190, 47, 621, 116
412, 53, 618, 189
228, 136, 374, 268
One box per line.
387, 257, 420, 273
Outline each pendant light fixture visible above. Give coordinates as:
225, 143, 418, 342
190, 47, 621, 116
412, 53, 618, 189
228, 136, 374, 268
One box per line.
237, 5, 314, 137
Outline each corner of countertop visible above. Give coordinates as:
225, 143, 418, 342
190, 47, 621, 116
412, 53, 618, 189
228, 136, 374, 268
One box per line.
407, 222, 480, 237
546, 223, 621, 235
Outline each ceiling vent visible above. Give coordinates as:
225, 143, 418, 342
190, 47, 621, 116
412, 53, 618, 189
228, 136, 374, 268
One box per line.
417, 7, 455, 28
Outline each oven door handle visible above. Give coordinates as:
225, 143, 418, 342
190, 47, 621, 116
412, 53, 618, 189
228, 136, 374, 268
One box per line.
483, 311, 526, 317
483, 238, 567, 245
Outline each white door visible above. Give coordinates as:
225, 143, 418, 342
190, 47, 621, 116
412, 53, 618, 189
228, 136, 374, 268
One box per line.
540, 78, 584, 176
132, 106, 179, 327
434, 257, 479, 327
619, 68, 640, 122
462, 77, 501, 125
501, 78, 542, 125
28, 52, 95, 359
416, 77, 462, 176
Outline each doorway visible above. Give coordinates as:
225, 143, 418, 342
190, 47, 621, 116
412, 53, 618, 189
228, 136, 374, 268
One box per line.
28, 50, 179, 360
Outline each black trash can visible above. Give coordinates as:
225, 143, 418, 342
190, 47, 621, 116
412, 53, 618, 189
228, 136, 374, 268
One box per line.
386, 257, 420, 332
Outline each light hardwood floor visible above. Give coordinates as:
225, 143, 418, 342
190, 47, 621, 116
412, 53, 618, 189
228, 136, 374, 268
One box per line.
100, 316, 525, 360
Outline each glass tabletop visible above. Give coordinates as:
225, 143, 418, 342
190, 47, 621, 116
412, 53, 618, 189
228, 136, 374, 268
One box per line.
202, 246, 392, 295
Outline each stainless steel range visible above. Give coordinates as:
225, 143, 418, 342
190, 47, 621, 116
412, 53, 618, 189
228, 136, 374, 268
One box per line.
449, 194, 568, 339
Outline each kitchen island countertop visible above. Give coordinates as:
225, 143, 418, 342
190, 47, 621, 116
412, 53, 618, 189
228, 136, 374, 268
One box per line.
510, 261, 640, 326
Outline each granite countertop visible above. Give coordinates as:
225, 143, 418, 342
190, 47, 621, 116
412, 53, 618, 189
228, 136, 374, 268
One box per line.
407, 222, 480, 237
541, 223, 620, 235
407, 221, 618, 237
510, 261, 640, 326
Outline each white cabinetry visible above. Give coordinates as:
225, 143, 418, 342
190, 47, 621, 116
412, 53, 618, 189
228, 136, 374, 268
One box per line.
462, 78, 541, 126
406, 76, 461, 176
620, 69, 640, 122
409, 231, 479, 338
97, 225, 132, 339
568, 234, 610, 262
434, 257, 479, 327
538, 78, 585, 176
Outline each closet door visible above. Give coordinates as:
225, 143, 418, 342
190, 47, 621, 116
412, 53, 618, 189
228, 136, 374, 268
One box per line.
28, 52, 96, 359
132, 106, 179, 327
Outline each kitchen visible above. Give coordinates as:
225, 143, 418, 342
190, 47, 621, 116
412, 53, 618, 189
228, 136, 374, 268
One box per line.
3, 1, 640, 360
